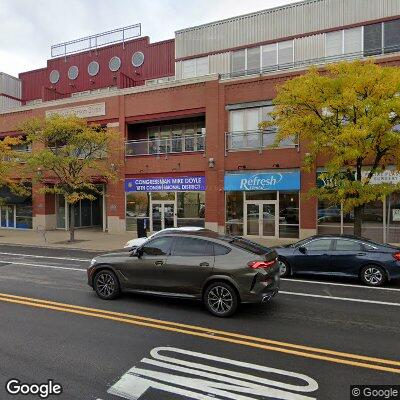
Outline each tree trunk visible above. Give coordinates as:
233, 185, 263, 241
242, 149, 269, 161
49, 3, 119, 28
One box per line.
69, 203, 75, 242
353, 204, 364, 237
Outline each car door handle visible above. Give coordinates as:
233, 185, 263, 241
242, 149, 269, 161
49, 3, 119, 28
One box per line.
357, 253, 366, 256
199, 262, 210, 267
154, 260, 164, 267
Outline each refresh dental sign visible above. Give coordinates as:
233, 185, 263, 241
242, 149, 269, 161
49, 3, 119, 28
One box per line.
125, 176, 206, 192
224, 171, 300, 191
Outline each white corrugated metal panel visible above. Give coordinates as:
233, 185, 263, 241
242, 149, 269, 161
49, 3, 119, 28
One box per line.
0, 95, 21, 111
175, 61, 183, 79
175, 0, 400, 58
0, 72, 22, 99
294, 33, 325, 61
209, 52, 231, 74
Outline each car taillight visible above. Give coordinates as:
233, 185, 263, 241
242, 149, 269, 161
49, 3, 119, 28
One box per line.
248, 259, 276, 269
392, 252, 400, 261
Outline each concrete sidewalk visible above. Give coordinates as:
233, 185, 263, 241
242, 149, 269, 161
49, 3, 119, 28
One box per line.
0, 228, 135, 252
0, 228, 297, 251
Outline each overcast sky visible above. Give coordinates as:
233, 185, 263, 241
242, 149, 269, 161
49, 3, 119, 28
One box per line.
0, 0, 301, 77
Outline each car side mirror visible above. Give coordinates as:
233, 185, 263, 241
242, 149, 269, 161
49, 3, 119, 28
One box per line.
298, 246, 307, 254
130, 248, 142, 258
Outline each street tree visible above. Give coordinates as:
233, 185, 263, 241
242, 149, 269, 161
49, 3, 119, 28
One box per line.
0, 136, 29, 202
259, 60, 400, 236
21, 115, 121, 242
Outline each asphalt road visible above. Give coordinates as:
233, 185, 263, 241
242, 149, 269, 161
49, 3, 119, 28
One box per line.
0, 244, 399, 400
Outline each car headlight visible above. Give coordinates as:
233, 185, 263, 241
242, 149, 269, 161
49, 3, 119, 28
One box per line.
90, 258, 97, 266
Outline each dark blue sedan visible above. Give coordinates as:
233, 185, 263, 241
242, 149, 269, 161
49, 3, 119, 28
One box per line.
275, 235, 400, 286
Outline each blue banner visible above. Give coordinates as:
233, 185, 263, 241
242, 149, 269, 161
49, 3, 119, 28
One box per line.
224, 171, 300, 191
125, 176, 206, 192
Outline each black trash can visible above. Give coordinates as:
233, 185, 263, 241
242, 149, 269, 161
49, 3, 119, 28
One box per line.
136, 218, 147, 238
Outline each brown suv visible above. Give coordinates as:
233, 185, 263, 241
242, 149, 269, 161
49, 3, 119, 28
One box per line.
87, 231, 279, 317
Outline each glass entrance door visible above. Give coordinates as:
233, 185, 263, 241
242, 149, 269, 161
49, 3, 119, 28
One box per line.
245, 202, 277, 237
151, 201, 176, 232
0, 206, 15, 228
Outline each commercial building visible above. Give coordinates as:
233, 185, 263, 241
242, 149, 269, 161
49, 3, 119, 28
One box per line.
1, 0, 400, 243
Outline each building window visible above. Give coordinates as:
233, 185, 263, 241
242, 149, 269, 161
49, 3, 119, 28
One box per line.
279, 192, 299, 238
326, 30, 343, 57
247, 47, 260, 71
227, 106, 295, 151
344, 27, 362, 54
146, 122, 205, 154
278, 40, 294, 65
182, 57, 209, 78
231, 50, 246, 74
177, 192, 205, 227
109, 56, 121, 72
87, 61, 100, 76
126, 192, 150, 232
49, 70, 60, 84
226, 192, 243, 236
67, 66, 79, 80
384, 19, 400, 54
261, 44, 277, 68
364, 23, 383, 56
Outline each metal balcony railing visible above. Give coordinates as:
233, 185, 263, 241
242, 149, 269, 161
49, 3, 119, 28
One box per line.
125, 134, 206, 156
220, 45, 400, 80
225, 130, 297, 155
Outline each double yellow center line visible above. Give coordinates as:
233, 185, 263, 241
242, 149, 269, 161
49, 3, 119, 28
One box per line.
0, 291, 399, 374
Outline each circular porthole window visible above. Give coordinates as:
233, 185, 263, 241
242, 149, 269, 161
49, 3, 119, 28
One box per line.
109, 56, 121, 72
68, 65, 79, 80
49, 70, 60, 84
87, 61, 99, 77
132, 51, 144, 68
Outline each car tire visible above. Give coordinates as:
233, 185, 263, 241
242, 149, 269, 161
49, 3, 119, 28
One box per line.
94, 270, 121, 300
204, 282, 238, 317
360, 265, 386, 287
278, 258, 290, 278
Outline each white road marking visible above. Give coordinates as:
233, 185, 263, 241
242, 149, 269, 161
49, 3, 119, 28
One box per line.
108, 346, 318, 400
280, 291, 400, 307
282, 278, 400, 291
0, 251, 90, 262
1, 261, 86, 272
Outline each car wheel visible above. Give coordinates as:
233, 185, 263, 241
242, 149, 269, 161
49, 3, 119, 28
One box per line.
278, 258, 290, 278
360, 265, 386, 287
204, 282, 238, 317
94, 270, 121, 300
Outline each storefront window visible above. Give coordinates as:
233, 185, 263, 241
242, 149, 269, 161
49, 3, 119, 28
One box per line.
126, 193, 150, 232
317, 200, 341, 235
279, 192, 299, 238
245, 191, 276, 201
56, 195, 66, 229
177, 192, 205, 227
16, 204, 32, 229
387, 193, 400, 243
226, 192, 243, 235
151, 192, 175, 201
318, 199, 385, 242
362, 200, 383, 243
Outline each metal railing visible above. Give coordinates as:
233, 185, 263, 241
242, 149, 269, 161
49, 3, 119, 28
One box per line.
51, 24, 141, 58
225, 130, 297, 154
220, 45, 400, 80
125, 134, 206, 156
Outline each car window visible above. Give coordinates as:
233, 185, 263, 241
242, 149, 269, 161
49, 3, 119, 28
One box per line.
142, 237, 174, 256
171, 237, 213, 256
335, 239, 363, 251
229, 237, 270, 255
214, 243, 231, 255
304, 239, 332, 251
